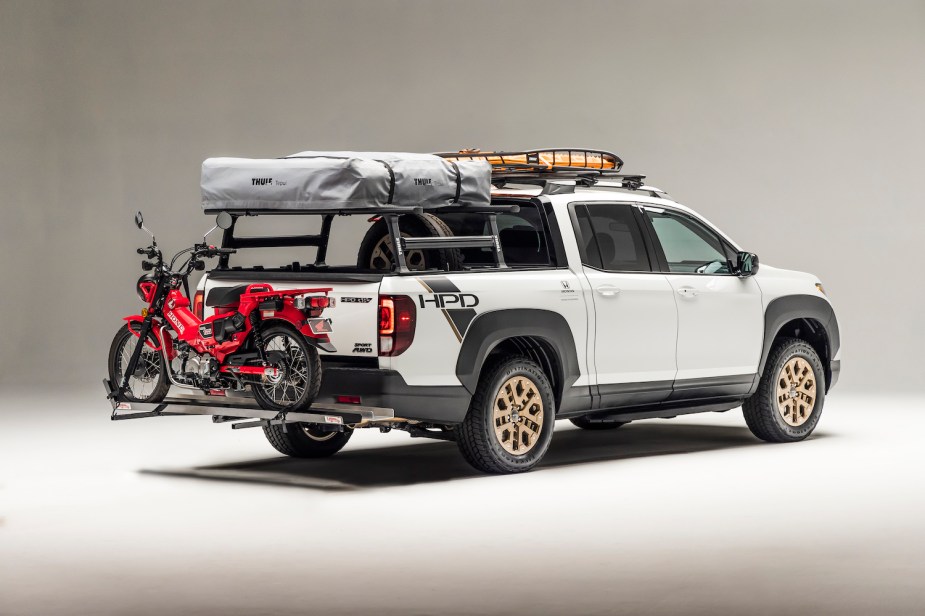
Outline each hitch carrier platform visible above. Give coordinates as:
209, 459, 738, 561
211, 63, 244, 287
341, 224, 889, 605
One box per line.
104, 379, 395, 431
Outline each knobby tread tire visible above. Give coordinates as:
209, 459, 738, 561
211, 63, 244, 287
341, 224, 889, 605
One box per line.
456, 356, 555, 474
743, 337, 825, 443
356, 213, 463, 271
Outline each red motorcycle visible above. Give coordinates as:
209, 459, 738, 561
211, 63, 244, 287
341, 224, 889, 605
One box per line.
107, 211, 334, 413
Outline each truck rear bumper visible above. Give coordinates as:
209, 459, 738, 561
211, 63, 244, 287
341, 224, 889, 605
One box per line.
317, 366, 471, 424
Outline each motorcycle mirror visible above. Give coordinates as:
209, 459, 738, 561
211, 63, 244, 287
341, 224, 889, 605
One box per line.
135, 211, 155, 242
216, 212, 233, 230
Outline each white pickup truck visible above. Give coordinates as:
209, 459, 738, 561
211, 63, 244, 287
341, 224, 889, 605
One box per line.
188, 149, 841, 474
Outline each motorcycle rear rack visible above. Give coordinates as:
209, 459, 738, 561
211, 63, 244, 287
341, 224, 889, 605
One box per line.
103, 379, 394, 431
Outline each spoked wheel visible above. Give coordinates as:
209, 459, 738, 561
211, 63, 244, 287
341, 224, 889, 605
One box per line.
776, 356, 818, 427
492, 376, 546, 456
369, 232, 426, 271
743, 337, 825, 442
456, 357, 556, 474
356, 213, 463, 272
108, 324, 169, 403
251, 325, 321, 413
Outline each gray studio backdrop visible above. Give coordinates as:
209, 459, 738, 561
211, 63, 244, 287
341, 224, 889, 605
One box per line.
1, 0, 923, 394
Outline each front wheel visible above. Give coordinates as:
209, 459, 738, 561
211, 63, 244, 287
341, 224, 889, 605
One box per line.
251, 325, 322, 413
743, 337, 825, 442
456, 357, 555, 474
108, 324, 169, 403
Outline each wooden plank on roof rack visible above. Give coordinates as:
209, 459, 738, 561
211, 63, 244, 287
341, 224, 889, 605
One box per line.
435, 148, 623, 173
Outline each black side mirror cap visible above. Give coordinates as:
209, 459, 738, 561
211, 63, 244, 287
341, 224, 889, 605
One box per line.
736, 251, 759, 277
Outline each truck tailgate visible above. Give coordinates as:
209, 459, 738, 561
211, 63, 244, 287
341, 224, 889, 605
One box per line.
202, 273, 380, 358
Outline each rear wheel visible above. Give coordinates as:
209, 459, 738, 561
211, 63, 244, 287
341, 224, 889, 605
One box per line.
263, 423, 353, 458
251, 325, 321, 413
456, 357, 555, 474
108, 324, 169, 403
743, 337, 825, 442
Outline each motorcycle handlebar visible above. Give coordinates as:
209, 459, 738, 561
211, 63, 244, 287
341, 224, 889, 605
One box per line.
196, 246, 236, 257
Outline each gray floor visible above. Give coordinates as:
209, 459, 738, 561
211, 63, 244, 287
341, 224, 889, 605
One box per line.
1, 389, 923, 615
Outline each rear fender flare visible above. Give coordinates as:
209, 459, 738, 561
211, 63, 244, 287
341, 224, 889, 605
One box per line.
455, 309, 581, 398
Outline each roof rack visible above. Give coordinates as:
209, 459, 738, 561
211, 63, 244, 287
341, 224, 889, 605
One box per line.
434, 148, 647, 192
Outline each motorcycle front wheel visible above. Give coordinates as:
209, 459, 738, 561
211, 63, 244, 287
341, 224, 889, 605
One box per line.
251, 325, 322, 413
108, 324, 170, 403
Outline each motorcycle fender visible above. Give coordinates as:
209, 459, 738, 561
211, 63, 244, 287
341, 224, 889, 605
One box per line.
123, 315, 164, 351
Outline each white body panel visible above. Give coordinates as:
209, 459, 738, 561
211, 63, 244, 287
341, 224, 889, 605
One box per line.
380, 269, 590, 387
666, 274, 763, 379
582, 268, 678, 384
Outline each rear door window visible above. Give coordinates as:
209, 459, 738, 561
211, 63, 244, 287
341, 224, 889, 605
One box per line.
575, 204, 651, 272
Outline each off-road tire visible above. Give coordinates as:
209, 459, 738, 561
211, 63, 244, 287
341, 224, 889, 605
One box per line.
263, 423, 353, 458
108, 324, 170, 403
357, 213, 463, 272
251, 324, 322, 413
569, 416, 627, 430
456, 357, 556, 474
743, 337, 825, 443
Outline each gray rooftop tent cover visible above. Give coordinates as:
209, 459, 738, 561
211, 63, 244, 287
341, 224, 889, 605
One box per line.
201, 151, 492, 213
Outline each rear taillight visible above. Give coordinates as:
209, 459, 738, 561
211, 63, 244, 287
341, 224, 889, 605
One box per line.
378, 295, 415, 356
193, 290, 204, 320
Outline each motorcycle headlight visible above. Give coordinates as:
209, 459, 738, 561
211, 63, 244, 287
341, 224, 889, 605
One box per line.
136, 274, 157, 303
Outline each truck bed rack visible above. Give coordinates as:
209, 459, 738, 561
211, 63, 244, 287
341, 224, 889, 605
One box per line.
104, 379, 395, 430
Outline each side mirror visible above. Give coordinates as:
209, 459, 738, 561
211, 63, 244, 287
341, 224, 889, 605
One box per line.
216, 211, 233, 230
736, 251, 759, 277
135, 211, 144, 229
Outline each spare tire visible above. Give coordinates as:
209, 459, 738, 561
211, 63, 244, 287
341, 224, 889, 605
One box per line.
357, 213, 463, 272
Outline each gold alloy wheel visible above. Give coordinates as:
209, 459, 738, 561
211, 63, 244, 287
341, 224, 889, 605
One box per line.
493, 376, 544, 455
370, 233, 426, 271
776, 357, 817, 427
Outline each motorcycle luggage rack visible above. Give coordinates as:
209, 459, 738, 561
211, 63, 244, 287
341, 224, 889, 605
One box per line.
104, 379, 394, 430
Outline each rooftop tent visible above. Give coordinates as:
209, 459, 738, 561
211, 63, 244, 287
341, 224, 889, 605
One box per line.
201, 151, 492, 213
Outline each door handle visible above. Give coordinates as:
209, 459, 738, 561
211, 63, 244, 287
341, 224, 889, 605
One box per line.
677, 286, 698, 297
595, 285, 622, 297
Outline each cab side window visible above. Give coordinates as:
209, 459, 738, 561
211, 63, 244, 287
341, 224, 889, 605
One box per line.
576, 204, 651, 272
645, 210, 732, 274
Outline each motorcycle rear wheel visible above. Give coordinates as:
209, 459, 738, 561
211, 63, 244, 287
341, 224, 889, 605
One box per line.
108, 324, 170, 403
251, 325, 322, 413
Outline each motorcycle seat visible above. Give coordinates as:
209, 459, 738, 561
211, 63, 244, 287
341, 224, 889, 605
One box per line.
205, 284, 250, 307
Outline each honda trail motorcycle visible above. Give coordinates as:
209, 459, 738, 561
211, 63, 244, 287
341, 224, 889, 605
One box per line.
107, 211, 334, 413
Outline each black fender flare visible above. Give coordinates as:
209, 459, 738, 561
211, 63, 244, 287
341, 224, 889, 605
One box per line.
455, 309, 582, 398
755, 294, 841, 391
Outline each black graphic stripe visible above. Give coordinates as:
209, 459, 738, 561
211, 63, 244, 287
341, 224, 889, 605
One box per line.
423, 276, 459, 294
445, 308, 477, 338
